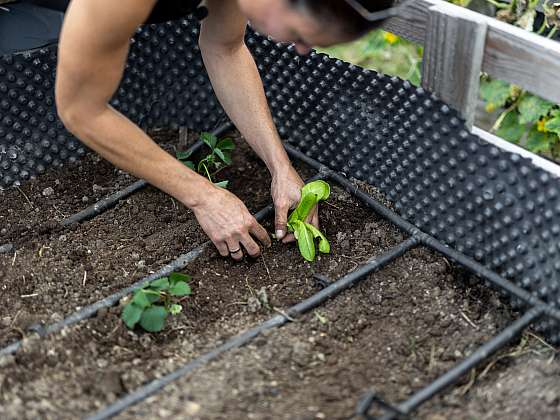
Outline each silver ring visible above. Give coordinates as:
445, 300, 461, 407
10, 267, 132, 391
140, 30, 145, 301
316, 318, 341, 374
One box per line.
229, 248, 241, 254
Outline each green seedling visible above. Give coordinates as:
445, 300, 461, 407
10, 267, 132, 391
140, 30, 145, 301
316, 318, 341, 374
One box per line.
177, 132, 235, 189
287, 180, 331, 262
122, 272, 192, 332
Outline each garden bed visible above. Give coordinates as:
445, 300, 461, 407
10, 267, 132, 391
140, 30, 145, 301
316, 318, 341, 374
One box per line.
0, 130, 558, 419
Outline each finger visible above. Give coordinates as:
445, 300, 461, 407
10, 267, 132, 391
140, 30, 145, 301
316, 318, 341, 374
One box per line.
309, 206, 320, 229
282, 232, 296, 244
240, 234, 262, 258
226, 239, 244, 261
274, 203, 290, 240
214, 240, 229, 257
250, 221, 272, 248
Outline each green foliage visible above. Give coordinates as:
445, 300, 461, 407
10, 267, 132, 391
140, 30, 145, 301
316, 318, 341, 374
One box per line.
122, 272, 192, 332
476, 1, 560, 159
176, 132, 235, 188
287, 180, 331, 262
319, 29, 423, 86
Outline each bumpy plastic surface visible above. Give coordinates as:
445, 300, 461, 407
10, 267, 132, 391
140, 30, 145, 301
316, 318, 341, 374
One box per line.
1, 17, 559, 342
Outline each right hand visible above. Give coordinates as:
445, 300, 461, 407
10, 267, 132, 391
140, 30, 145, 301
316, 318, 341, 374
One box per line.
191, 185, 271, 260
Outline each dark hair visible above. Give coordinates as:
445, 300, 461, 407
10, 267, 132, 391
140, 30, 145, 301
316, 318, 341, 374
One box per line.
290, 0, 395, 36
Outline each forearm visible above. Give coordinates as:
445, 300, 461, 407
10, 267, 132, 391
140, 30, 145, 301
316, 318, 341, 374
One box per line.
201, 43, 291, 176
69, 105, 212, 208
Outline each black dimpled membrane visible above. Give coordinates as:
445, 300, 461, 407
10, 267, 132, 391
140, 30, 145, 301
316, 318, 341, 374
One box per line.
1, 17, 559, 342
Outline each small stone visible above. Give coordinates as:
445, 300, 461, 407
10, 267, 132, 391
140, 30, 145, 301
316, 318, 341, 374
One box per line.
54, 179, 61, 185
184, 402, 201, 415
544, 390, 558, 405
131, 252, 140, 261
82, 196, 89, 203
58, 235, 67, 242
0, 316, 11, 328
0, 355, 16, 368
97, 358, 109, 369
49, 312, 63, 323
135, 260, 146, 268
0, 243, 13, 254
42, 187, 54, 197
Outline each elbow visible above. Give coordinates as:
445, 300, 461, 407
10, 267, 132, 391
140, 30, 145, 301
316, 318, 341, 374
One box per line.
55, 90, 99, 139
199, 34, 245, 60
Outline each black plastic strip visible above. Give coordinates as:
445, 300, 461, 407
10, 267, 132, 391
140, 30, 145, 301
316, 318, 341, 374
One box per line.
61, 122, 233, 227
372, 307, 544, 420
283, 145, 560, 323
87, 237, 419, 420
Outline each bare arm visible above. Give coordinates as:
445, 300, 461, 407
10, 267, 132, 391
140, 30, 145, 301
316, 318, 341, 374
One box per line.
56, 0, 269, 258
200, 0, 318, 240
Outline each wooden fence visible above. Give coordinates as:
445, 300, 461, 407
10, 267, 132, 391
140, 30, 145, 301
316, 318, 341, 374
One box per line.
382, 0, 560, 129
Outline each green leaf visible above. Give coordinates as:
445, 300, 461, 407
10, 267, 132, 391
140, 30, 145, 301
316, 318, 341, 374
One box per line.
214, 148, 232, 165
293, 220, 316, 262
289, 192, 319, 226
496, 111, 525, 143
480, 79, 511, 110
122, 303, 143, 329
306, 223, 331, 254
176, 150, 193, 160
169, 272, 191, 285
527, 126, 553, 154
214, 180, 229, 189
169, 281, 192, 297
201, 132, 217, 149
139, 306, 168, 332
217, 138, 235, 151
182, 160, 195, 170
169, 304, 182, 315
132, 290, 152, 308
518, 95, 554, 125
544, 111, 560, 136
150, 277, 170, 291
221, 151, 232, 165
302, 180, 331, 201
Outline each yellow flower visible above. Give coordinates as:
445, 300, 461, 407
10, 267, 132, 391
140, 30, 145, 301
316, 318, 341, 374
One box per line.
485, 103, 496, 113
383, 32, 399, 44
537, 118, 548, 132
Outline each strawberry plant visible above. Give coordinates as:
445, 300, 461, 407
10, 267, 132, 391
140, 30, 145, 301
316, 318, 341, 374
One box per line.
122, 272, 192, 332
177, 132, 235, 188
287, 180, 331, 262
476, 1, 560, 159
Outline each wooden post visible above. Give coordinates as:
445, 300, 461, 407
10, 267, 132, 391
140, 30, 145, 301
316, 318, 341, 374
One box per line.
421, 2, 488, 129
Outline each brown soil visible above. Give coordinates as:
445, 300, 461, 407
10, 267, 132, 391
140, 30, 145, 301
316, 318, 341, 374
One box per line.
0, 130, 558, 420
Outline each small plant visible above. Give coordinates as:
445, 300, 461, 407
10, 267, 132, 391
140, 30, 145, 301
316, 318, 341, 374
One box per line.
177, 132, 235, 188
287, 180, 331, 262
122, 272, 192, 332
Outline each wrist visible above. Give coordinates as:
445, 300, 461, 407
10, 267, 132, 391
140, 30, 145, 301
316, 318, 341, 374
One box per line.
268, 154, 293, 178
176, 173, 216, 210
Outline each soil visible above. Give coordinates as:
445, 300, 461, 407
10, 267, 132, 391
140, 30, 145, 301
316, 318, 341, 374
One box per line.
0, 130, 558, 420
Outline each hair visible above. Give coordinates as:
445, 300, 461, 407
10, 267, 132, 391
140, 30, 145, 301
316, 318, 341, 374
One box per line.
289, 0, 395, 36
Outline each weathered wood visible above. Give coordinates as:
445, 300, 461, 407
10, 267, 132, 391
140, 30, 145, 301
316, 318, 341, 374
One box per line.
421, 2, 487, 127
382, 0, 560, 104
473, 126, 560, 177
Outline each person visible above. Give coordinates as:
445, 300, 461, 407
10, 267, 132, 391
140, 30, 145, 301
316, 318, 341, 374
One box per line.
55, 0, 395, 260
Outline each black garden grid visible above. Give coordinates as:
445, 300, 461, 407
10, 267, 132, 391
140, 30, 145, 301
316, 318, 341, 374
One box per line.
1, 6, 560, 420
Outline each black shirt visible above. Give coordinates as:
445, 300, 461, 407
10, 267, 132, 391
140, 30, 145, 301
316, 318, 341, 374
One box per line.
145, 0, 207, 24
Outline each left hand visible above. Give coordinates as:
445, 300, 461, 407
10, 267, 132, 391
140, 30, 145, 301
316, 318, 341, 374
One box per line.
271, 165, 320, 243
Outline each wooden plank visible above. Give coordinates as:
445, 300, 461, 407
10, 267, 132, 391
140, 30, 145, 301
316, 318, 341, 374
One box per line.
382, 0, 560, 104
421, 2, 487, 127
473, 126, 560, 177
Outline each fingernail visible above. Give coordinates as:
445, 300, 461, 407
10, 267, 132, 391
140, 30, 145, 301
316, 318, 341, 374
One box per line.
276, 229, 284, 239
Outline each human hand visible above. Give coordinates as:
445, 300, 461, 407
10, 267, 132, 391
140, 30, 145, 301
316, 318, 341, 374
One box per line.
191, 184, 271, 260
271, 165, 319, 243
